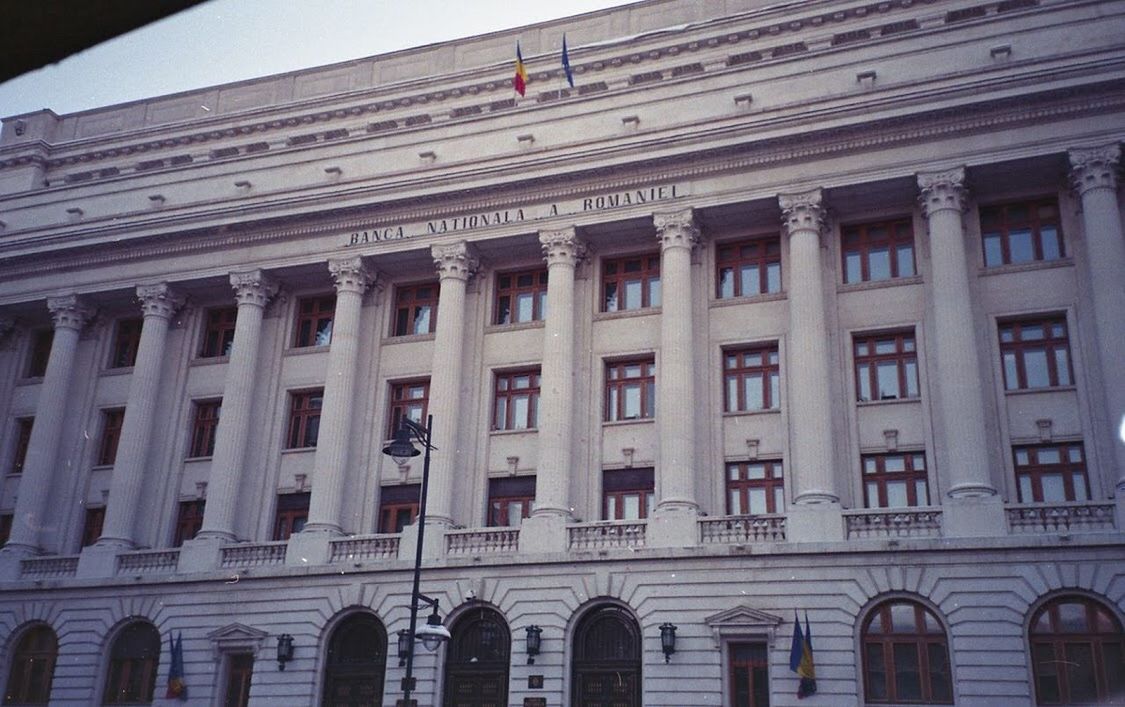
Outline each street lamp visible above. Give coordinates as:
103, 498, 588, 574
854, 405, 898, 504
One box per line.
382, 415, 450, 706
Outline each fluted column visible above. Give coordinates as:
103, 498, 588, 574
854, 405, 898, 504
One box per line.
197, 270, 278, 541
304, 257, 374, 534
533, 228, 585, 518
1069, 144, 1125, 495
781, 190, 839, 504
424, 242, 479, 527
2, 295, 91, 554
97, 283, 184, 548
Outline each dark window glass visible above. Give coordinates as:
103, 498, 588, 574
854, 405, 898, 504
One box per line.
109, 318, 142, 369
495, 268, 548, 324
605, 358, 656, 422
1014, 443, 1090, 503
387, 380, 429, 438
26, 330, 53, 378
493, 369, 541, 431
81, 506, 105, 548
293, 295, 335, 347
0, 513, 11, 546
103, 622, 160, 704
855, 331, 919, 402
603, 468, 654, 520
716, 236, 782, 298
321, 614, 387, 707
4, 624, 58, 705
999, 317, 1072, 390
863, 453, 930, 508
726, 461, 785, 515
200, 307, 237, 358
980, 198, 1063, 267
10, 417, 33, 475
98, 409, 126, 466
286, 391, 322, 449
487, 476, 535, 527
724, 345, 781, 412
272, 493, 310, 541
730, 641, 770, 707
379, 485, 420, 533
602, 253, 661, 312
223, 654, 254, 707
173, 499, 205, 547
189, 400, 221, 458
842, 219, 916, 284
863, 600, 953, 704
1030, 596, 1125, 705
393, 283, 439, 336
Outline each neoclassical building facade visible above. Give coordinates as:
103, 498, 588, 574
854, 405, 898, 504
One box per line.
0, 0, 1123, 705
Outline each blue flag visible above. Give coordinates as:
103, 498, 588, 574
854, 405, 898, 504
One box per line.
165, 632, 187, 700
789, 612, 817, 699
561, 34, 574, 88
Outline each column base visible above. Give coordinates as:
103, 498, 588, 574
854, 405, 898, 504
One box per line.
286, 531, 332, 566
942, 494, 1007, 538
647, 506, 699, 548
76, 544, 122, 578
299, 522, 344, 536
786, 503, 845, 543
194, 529, 237, 543
92, 535, 135, 551
518, 514, 569, 554
177, 536, 224, 573
397, 520, 448, 561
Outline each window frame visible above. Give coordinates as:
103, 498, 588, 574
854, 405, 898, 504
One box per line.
998, 316, 1073, 391
199, 306, 237, 358
487, 476, 536, 527
980, 197, 1064, 267
854, 330, 920, 402
493, 368, 541, 431
841, 217, 917, 284
172, 499, 206, 547
272, 492, 310, 541
188, 399, 221, 458
392, 282, 440, 337
601, 253, 661, 312
1029, 595, 1125, 705
387, 379, 430, 439
715, 235, 782, 299
494, 268, 548, 325
378, 485, 420, 533
4, 624, 58, 705
292, 294, 336, 348
604, 357, 656, 422
108, 317, 143, 369
1013, 443, 1090, 503
9, 416, 33, 475
97, 408, 126, 467
286, 390, 323, 449
862, 452, 931, 508
723, 344, 781, 412
602, 468, 655, 520
725, 460, 785, 515
727, 640, 771, 707
861, 599, 954, 704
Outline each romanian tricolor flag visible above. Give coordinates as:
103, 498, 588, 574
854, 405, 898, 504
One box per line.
513, 42, 529, 96
165, 632, 187, 700
789, 612, 817, 699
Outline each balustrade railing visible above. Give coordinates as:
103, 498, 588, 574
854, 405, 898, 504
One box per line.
20, 555, 79, 579
844, 508, 943, 539
1006, 502, 1116, 534
445, 527, 519, 556
330, 535, 401, 563
699, 514, 787, 544
567, 520, 646, 550
220, 541, 287, 568
116, 549, 180, 575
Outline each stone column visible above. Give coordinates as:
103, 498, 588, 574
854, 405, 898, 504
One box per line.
1068, 145, 1125, 516
2, 295, 91, 555
303, 257, 374, 535
96, 283, 184, 548
195, 270, 278, 543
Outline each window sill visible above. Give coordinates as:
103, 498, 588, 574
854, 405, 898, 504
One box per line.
15, 376, 44, 386
721, 408, 781, 418
603, 417, 656, 427
184, 455, 214, 462
837, 275, 923, 293
710, 291, 787, 308
1004, 385, 1077, 396
484, 320, 545, 334
856, 397, 922, 407
489, 428, 539, 437
100, 366, 134, 377
283, 345, 330, 357
382, 332, 436, 345
280, 446, 316, 455
91, 464, 113, 471
593, 307, 661, 322
190, 355, 230, 367
979, 257, 1073, 277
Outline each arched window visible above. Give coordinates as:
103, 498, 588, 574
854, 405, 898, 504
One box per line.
571, 604, 642, 707
443, 606, 510, 707
4, 624, 57, 705
321, 613, 387, 707
1029, 596, 1125, 704
103, 621, 160, 705
861, 599, 953, 704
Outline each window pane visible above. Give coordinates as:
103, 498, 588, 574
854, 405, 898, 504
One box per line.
876, 362, 900, 399
1039, 448, 1061, 464
1065, 642, 1097, 702
649, 277, 661, 307
624, 384, 641, 418
1055, 349, 1071, 385
726, 377, 738, 412
1010, 228, 1034, 263
645, 381, 655, 417
624, 280, 642, 309
608, 388, 619, 421
869, 246, 891, 280
315, 320, 333, 346
866, 481, 881, 507
729, 489, 742, 515
1041, 226, 1061, 260
905, 361, 919, 397
886, 481, 909, 507
892, 643, 923, 702
915, 480, 929, 505
928, 643, 953, 702
766, 263, 781, 293
413, 306, 431, 334
740, 265, 760, 296
1018, 475, 1033, 503
769, 372, 780, 410
984, 233, 1003, 266
1072, 475, 1089, 501
897, 244, 915, 277
858, 364, 872, 401
719, 267, 735, 298
623, 495, 640, 520
604, 283, 619, 311
744, 375, 764, 410
512, 396, 530, 429
885, 456, 906, 473
1040, 474, 1066, 502
1057, 602, 1088, 632
1033, 643, 1062, 703
865, 644, 888, 700
516, 293, 534, 322
494, 398, 507, 429
747, 488, 767, 515
845, 251, 862, 283
774, 487, 785, 512
747, 464, 766, 480
1023, 349, 1051, 387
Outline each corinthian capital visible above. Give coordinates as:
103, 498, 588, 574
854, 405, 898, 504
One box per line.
328, 256, 374, 295
917, 168, 968, 217
229, 269, 279, 308
653, 208, 700, 251
432, 241, 480, 281
46, 294, 93, 331
136, 282, 185, 320
539, 227, 587, 267
779, 189, 826, 237
1069, 144, 1120, 196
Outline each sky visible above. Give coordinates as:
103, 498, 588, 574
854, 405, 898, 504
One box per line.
0, 0, 634, 118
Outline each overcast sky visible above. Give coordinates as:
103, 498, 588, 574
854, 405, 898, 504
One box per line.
0, 0, 633, 118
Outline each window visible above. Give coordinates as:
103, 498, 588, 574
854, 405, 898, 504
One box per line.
272, 492, 310, 540
393, 282, 439, 336
109, 318, 142, 368
842, 219, 916, 284
724, 346, 780, 412
726, 461, 785, 515
981, 198, 1064, 267
862, 600, 953, 704
487, 477, 535, 527
1014, 443, 1090, 503
103, 622, 160, 704
863, 453, 930, 508
855, 332, 919, 402
0, 513, 11, 546
999, 317, 1072, 390
729, 642, 770, 707
293, 295, 335, 347
172, 500, 205, 546
10, 417, 33, 475
321, 614, 387, 706
493, 369, 541, 431
26, 329, 52, 378
378, 485, 419, 533
188, 400, 221, 458
387, 380, 429, 438
602, 253, 661, 312
605, 358, 656, 422
4, 624, 58, 705
200, 307, 237, 358
495, 268, 548, 324
222, 654, 254, 707
81, 507, 105, 548
1029, 596, 1125, 705
286, 391, 322, 449
98, 409, 125, 467
717, 236, 781, 298
603, 468, 654, 520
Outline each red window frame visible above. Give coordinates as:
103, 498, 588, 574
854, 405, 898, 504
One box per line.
189, 400, 221, 458
602, 468, 654, 520
172, 499, 205, 546
493, 369, 541, 431
272, 492, 310, 540
81, 506, 105, 547
293, 295, 336, 347
862, 600, 953, 704
109, 318, 142, 369
602, 253, 661, 312
854, 331, 919, 402
103, 622, 160, 704
980, 198, 1064, 267
605, 358, 656, 422
487, 476, 535, 527
393, 282, 439, 336
999, 317, 1073, 391
379, 485, 420, 533
495, 268, 548, 324
200, 306, 237, 358
98, 408, 125, 466
26, 329, 53, 378
723, 345, 781, 412
716, 236, 782, 298
726, 461, 785, 515
729, 642, 770, 707
1029, 596, 1125, 705
5, 625, 58, 705
842, 218, 916, 284
1014, 443, 1090, 503
286, 390, 322, 449
862, 452, 930, 508
10, 417, 33, 475
387, 380, 430, 438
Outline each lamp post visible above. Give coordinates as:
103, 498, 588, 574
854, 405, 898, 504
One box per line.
382, 415, 450, 706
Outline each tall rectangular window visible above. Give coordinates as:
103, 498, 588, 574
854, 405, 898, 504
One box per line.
487, 476, 535, 527
286, 391, 322, 449
863, 452, 930, 508
603, 468, 654, 520
188, 400, 221, 458
388, 380, 430, 438
173, 499, 205, 546
393, 283, 439, 336
81, 506, 105, 547
999, 317, 1072, 390
223, 654, 254, 707
726, 461, 785, 515
9, 417, 33, 475
842, 218, 916, 283
729, 642, 771, 707
495, 269, 548, 324
109, 318, 143, 368
98, 408, 126, 466
272, 492, 310, 540
602, 253, 661, 312
716, 236, 782, 298
293, 295, 335, 347
605, 358, 656, 422
854, 331, 919, 402
1014, 443, 1089, 503
0, 513, 11, 546
980, 198, 1063, 267
379, 485, 420, 533
724, 345, 780, 412
200, 307, 237, 358
26, 329, 53, 378
493, 369, 541, 431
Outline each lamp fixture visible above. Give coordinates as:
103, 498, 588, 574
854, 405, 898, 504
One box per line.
525, 625, 543, 664
415, 603, 452, 651
659, 622, 677, 663
397, 629, 411, 667
276, 633, 294, 670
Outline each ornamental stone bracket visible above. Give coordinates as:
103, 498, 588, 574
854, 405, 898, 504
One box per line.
705, 605, 784, 648
1068, 143, 1121, 196
778, 189, 827, 239
917, 167, 968, 217
136, 282, 186, 320
432, 240, 481, 282
653, 208, 701, 251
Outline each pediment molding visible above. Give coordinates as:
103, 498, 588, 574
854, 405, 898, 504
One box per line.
207, 622, 270, 658
705, 605, 784, 647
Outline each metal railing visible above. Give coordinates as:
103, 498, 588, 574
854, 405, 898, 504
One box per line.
844, 508, 943, 539
699, 514, 787, 544
1006, 502, 1116, 534
567, 520, 647, 550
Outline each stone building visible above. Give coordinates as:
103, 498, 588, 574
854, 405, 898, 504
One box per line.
0, 0, 1123, 705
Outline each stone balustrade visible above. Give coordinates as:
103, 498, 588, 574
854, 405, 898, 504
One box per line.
329, 535, 401, 563
699, 515, 787, 544
1006, 502, 1116, 534
567, 520, 647, 550
445, 527, 520, 556
844, 508, 943, 539
20, 555, 79, 579
116, 549, 180, 575
220, 541, 287, 568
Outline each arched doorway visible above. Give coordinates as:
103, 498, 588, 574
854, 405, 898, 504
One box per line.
5, 623, 58, 704
571, 604, 642, 707
321, 613, 387, 707
443, 606, 510, 707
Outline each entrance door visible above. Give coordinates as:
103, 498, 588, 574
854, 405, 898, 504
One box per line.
321, 613, 387, 707
443, 607, 510, 707
571, 605, 642, 707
